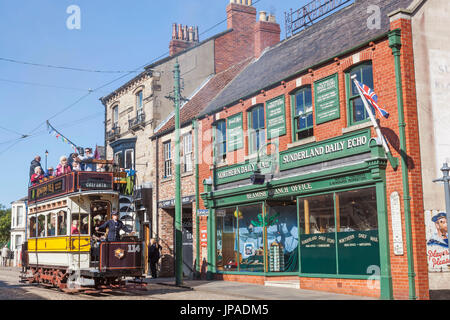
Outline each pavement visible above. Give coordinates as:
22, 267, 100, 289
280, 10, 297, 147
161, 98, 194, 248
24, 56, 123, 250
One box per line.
0, 266, 374, 300
144, 277, 374, 300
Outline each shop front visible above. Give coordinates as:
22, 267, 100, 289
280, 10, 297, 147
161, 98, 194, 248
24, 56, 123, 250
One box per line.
202, 131, 392, 298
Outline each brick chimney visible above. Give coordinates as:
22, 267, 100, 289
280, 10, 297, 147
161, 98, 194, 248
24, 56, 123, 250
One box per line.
169, 23, 199, 56
254, 11, 281, 58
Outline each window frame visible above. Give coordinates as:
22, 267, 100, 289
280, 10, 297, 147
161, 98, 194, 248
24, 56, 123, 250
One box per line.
163, 141, 172, 178
136, 90, 144, 117
291, 86, 314, 141
112, 105, 119, 128
214, 120, 227, 162
124, 149, 134, 170
345, 62, 374, 126
247, 105, 266, 155
182, 133, 193, 173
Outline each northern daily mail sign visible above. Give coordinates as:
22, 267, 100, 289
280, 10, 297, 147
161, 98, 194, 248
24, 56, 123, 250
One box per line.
279, 129, 370, 171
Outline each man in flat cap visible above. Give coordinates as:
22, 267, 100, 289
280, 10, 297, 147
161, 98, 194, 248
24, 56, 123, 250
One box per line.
427, 212, 448, 248
95, 211, 126, 242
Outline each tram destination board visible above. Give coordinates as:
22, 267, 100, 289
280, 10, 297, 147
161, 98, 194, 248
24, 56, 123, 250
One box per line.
77, 172, 113, 190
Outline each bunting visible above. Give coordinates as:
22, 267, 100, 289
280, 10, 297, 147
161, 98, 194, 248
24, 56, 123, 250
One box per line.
46, 120, 79, 152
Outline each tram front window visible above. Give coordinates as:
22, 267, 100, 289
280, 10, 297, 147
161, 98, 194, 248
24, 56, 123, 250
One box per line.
57, 211, 67, 236
38, 215, 46, 237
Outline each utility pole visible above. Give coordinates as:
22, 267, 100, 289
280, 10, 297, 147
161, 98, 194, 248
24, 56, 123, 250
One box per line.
174, 59, 183, 286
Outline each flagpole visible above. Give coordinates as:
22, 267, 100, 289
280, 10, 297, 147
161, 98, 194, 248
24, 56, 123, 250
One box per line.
351, 76, 398, 170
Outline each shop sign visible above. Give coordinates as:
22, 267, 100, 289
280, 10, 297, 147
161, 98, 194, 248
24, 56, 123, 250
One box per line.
215, 209, 226, 217
425, 210, 450, 272
213, 172, 371, 206
200, 226, 207, 248
227, 112, 244, 151
314, 73, 340, 124
158, 195, 195, 208
390, 192, 404, 255
265, 95, 286, 140
215, 160, 273, 185
280, 129, 370, 171
197, 209, 209, 217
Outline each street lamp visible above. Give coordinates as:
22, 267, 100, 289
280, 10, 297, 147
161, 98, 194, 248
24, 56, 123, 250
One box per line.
45, 150, 49, 171
433, 162, 450, 224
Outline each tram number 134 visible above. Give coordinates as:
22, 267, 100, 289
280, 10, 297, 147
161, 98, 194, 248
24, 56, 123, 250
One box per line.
127, 244, 140, 253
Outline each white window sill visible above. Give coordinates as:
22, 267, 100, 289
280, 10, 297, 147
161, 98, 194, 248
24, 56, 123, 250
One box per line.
342, 121, 373, 134
244, 154, 258, 161
161, 177, 172, 183
181, 171, 194, 178
210, 160, 228, 170
287, 136, 316, 149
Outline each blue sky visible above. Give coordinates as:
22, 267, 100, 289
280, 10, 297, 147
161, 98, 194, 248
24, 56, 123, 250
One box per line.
0, 0, 312, 206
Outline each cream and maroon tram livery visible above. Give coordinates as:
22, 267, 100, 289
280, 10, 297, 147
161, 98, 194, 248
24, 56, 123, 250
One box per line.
24, 170, 144, 291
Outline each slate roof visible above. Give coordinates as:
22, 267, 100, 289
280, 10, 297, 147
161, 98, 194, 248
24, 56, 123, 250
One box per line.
199, 0, 414, 117
152, 57, 252, 138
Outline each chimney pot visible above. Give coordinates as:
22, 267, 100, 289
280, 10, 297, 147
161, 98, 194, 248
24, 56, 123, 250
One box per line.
259, 11, 267, 21
268, 14, 276, 23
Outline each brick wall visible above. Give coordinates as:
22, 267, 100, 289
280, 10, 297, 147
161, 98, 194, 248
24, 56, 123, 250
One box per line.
197, 20, 429, 299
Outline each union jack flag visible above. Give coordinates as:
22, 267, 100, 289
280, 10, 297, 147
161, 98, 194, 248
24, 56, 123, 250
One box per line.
356, 80, 389, 119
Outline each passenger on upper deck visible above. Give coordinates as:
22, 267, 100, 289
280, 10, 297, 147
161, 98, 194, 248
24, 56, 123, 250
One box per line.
29, 155, 42, 179
79, 147, 96, 171
72, 160, 81, 172
44, 166, 54, 178
55, 156, 72, 176
30, 166, 44, 185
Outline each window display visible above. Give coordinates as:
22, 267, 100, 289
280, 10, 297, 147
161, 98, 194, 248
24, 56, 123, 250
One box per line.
238, 204, 265, 272
266, 201, 299, 272
216, 207, 238, 271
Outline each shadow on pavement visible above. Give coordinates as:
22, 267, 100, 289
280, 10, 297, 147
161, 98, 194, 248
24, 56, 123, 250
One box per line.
430, 290, 450, 300
0, 279, 45, 300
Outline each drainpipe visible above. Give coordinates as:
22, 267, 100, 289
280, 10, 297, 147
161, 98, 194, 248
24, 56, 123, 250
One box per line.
193, 119, 200, 276
388, 29, 416, 300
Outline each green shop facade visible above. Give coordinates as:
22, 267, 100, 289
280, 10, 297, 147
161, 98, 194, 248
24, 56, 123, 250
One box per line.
202, 129, 393, 298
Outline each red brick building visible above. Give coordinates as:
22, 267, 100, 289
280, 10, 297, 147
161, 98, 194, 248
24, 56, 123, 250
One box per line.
195, 0, 429, 299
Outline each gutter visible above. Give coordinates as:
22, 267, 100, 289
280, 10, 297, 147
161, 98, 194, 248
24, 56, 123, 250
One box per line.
389, 28, 416, 300
193, 119, 200, 275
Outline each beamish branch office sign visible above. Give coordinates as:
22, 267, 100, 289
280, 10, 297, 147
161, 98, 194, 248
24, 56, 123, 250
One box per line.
280, 129, 370, 170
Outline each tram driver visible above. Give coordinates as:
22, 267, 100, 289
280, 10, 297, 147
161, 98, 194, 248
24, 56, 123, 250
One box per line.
95, 211, 127, 242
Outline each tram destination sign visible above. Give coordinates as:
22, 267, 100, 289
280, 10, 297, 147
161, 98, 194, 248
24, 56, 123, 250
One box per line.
77, 172, 113, 190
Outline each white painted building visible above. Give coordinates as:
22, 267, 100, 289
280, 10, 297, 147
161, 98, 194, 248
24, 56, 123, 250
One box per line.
10, 196, 27, 267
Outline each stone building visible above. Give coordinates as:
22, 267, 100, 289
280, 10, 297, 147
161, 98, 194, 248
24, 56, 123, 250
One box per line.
196, 0, 430, 299
10, 196, 27, 267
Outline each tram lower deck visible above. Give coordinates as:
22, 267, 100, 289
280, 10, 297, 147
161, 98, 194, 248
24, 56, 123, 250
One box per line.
24, 172, 145, 291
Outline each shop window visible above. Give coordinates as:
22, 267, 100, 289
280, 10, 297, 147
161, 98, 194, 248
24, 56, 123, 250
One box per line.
335, 187, 379, 275
163, 141, 172, 178
299, 194, 337, 274
57, 210, 67, 236
266, 201, 299, 272
248, 105, 265, 155
29, 216, 37, 238
292, 86, 314, 141
238, 203, 265, 272
46, 213, 56, 237
37, 215, 46, 238
216, 207, 238, 271
346, 62, 374, 125
215, 120, 227, 162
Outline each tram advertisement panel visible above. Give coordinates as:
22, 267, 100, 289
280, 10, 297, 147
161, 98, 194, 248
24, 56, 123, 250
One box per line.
99, 242, 142, 271
29, 176, 67, 202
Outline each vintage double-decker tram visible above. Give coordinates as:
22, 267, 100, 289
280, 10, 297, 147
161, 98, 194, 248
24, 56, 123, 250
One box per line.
23, 168, 145, 292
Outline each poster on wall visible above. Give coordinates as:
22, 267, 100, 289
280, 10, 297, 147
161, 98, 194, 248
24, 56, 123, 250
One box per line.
425, 210, 450, 272
314, 73, 340, 124
265, 95, 286, 140
227, 113, 244, 151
